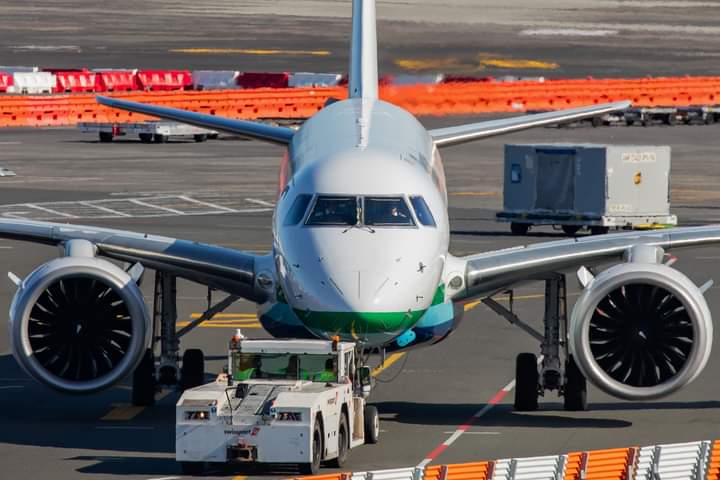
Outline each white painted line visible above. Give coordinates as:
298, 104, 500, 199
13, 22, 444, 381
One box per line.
147, 476, 181, 480
95, 426, 155, 430
129, 198, 185, 215
0, 141, 21, 145
520, 28, 618, 37
178, 195, 238, 212
79, 201, 132, 217
245, 197, 275, 207
26, 203, 77, 218
442, 431, 500, 435
0, 386, 23, 390
0, 246, 12, 249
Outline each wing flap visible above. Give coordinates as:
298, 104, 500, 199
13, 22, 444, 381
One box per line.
96, 96, 295, 145
458, 225, 720, 301
429, 101, 631, 148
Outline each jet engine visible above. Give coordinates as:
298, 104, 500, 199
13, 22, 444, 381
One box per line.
569, 258, 712, 401
9, 256, 150, 394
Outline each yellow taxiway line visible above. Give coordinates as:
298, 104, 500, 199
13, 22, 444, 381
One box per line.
169, 48, 331, 56
101, 390, 172, 421
371, 352, 406, 377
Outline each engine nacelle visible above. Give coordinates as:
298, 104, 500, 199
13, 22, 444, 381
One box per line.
569, 262, 712, 400
9, 256, 151, 394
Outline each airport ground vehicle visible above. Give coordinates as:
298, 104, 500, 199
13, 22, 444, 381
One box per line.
78, 120, 218, 143
176, 336, 377, 475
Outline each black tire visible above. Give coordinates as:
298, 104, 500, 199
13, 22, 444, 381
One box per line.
564, 355, 588, 411
193, 134, 208, 142
510, 223, 530, 236
153, 134, 168, 143
591, 116, 602, 128
99, 131, 113, 142
625, 119, 634, 126
300, 420, 322, 475
180, 349, 205, 390
514, 353, 539, 411
180, 461, 204, 476
364, 405, 380, 444
208, 133, 219, 140
561, 225, 580, 236
666, 113, 676, 126
328, 412, 349, 468
641, 118, 651, 127
706, 114, 716, 125
132, 349, 155, 406
139, 133, 153, 143
590, 226, 609, 235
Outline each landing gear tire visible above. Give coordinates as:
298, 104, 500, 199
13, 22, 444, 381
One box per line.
329, 413, 349, 468
132, 349, 156, 406
180, 461, 205, 476
153, 133, 168, 143
561, 225, 580, 236
139, 133, 153, 143
99, 132, 113, 142
590, 226, 609, 235
193, 134, 208, 142
300, 421, 322, 475
514, 353, 539, 412
364, 405, 380, 444
563, 355, 588, 411
181, 349, 205, 390
510, 223, 530, 236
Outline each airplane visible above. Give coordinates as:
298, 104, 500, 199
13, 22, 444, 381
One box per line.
2, 0, 718, 413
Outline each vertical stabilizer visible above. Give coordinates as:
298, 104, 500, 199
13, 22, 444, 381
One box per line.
349, 0, 378, 99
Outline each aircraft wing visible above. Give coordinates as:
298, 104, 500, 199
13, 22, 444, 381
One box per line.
429, 101, 631, 148
0, 218, 269, 303
96, 96, 295, 146
456, 225, 720, 301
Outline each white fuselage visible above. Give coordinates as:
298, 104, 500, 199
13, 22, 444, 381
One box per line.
261, 98, 457, 347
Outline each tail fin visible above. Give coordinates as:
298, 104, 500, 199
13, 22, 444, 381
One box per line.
348, 0, 378, 99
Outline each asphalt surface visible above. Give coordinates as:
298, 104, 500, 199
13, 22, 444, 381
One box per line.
1, 0, 720, 478
0, 121, 719, 479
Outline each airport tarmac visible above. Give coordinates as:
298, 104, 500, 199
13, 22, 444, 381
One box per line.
0, 121, 719, 479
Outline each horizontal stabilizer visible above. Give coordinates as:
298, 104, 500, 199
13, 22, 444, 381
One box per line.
429, 101, 631, 148
96, 96, 295, 145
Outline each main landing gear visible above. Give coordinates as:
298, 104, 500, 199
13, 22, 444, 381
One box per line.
131, 271, 239, 406
483, 273, 588, 411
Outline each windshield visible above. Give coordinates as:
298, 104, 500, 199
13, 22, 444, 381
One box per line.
306, 196, 358, 226
364, 197, 415, 226
232, 352, 338, 382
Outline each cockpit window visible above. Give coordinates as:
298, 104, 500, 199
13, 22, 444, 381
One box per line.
409, 196, 436, 227
363, 197, 415, 226
283, 194, 313, 226
306, 196, 358, 226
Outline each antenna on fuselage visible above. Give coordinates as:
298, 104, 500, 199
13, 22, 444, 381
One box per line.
348, 0, 379, 100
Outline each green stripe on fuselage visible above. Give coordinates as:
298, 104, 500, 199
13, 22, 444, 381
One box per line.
293, 309, 426, 337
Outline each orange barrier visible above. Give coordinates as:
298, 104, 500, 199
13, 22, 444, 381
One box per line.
3, 76, 720, 127
708, 440, 720, 480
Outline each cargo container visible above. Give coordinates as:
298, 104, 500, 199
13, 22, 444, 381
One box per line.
496, 144, 677, 235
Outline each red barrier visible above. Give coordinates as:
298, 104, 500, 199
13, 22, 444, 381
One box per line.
136, 70, 192, 91
52, 71, 96, 93
0, 72, 12, 93
237, 72, 289, 89
95, 71, 137, 92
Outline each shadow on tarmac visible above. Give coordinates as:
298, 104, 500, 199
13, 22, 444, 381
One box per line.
451, 229, 575, 239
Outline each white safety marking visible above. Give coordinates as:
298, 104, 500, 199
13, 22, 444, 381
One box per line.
26, 204, 77, 218
147, 476, 181, 480
177, 195, 237, 212
442, 431, 500, 435
94, 426, 155, 430
129, 199, 185, 215
520, 28, 618, 36
0, 246, 12, 249
245, 197, 275, 207
78, 201, 132, 217
0, 141, 21, 145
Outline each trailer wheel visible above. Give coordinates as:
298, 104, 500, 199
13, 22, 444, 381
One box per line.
510, 223, 530, 236
99, 132, 113, 143
563, 355, 588, 411
561, 225, 580, 236
590, 226, 609, 235
300, 421, 322, 475
665, 113, 676, 126
180, 461, 204, 476
132, 349, 155, 406
329, 412, 349, 468
193, 134, 208, 143
180, 349, 205, 390
139, 133, 153, 143
514, 353, 539, 411
153, 134, 168, 143
705, 114, 716, 125
363, 405, 380, 444
591, 116, 603, 128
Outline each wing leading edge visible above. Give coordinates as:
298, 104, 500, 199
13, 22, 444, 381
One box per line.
456, 225, 720, 301
0, 218, 269, 303
96, 96, 295, 146
429, 101, 631, 148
